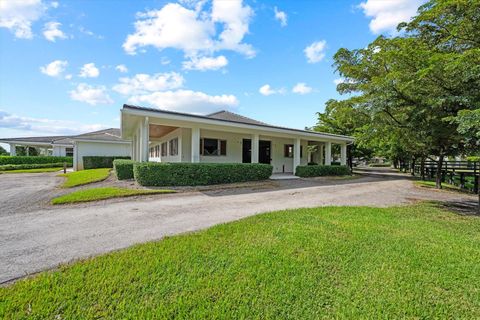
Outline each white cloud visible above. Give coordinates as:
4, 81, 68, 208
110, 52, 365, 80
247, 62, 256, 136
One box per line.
0, 109, 107, 136
70, 83, 113, 105
292, 83, 312, 95
113, 72, 184, 95
79, 63, 100, 78
123, 0, 254, 59
0, 0, 47, 39
274, 7, 287, 27
304, 40, 327, 63
115, 64, 128, 73
43, 21, 67, 42
40, 60, 68, 77
183, 55, 228, 71
259, 84, 285, 96
50, 1, 59, 9
127, 90, 238, 114
359, 0, 425, 34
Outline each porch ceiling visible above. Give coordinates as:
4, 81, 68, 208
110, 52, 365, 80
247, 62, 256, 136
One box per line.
149, 124, 178, 139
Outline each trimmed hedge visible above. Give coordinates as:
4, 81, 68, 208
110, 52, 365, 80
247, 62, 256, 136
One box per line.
0, 156, 72, 165
113, 159, 135, 180
134, 162, 273, 186
0, 162, 71, 171
295, 165, 350, 177
83, 156, 131, 169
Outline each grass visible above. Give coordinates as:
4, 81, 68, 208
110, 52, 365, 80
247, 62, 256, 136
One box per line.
51, 187, 176, 204
59, 168, 111, 188
415, 180, 469, 193
1, 203, 480, 318
0, 167, 62, 174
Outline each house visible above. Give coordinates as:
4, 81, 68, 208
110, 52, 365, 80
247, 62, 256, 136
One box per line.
0, 128, 131, 171
121, 104, 354, 174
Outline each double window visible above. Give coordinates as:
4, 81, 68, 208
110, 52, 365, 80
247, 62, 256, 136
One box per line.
65, 147, 74, 157
284, 144, 302, 158
161, 142, 167, 157
200, 138, 227, 156
169, 138, 178, 156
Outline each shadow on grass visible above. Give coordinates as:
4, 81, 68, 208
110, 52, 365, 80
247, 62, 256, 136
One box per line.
436, 200, 480, 216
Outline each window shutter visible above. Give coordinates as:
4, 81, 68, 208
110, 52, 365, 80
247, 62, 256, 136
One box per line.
220, 140, 227, 155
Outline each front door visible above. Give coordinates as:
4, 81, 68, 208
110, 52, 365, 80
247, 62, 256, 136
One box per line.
259, 140, 271, 164
242, 139, 251, 163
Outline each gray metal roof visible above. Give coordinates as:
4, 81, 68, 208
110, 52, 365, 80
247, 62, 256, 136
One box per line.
71, 128, 126, 142
0, 135, 70, 144
206, 110, 270, 126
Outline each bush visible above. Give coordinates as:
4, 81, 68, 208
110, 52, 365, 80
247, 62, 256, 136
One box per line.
83, 156, 131, 169
134, 162, 273, 186
0, 156, 72, 165
307, 162, 318, 166
113, 159, 135, 180
466, 156, 480, 162
295, 165, 350, 177
0, 162, 71, 171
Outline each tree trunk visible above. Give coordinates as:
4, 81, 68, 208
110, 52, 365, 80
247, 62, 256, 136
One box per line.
435, 154, 444, 189
411, 157, 416, 176
420, 157, 426, 180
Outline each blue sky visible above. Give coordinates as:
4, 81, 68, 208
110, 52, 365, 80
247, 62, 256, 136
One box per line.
0, 0, 424, 149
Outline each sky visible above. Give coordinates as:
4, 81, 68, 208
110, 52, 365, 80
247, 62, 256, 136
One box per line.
0, 0, 426, 151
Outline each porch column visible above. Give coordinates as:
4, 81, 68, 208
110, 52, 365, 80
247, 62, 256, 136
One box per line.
325, 142, 332, 165
191, 127, 200, 163
131, 134, 136, 160
251, 134, 259, 163
293, 138, 301, 174
140, 117, 149, 162
320, 144, 324, 165
73, 142, 78, 171
9, 144, 16, 156
340, 143, 347, 166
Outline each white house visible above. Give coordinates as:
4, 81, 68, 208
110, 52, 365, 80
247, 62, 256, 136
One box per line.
121, 104, 354, 174
0, 128, 131, 171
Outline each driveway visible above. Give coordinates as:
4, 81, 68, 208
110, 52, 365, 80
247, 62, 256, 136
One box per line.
0, 169, 476, 284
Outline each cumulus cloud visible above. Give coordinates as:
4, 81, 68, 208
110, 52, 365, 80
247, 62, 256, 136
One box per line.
40, 60, 68, 77
43, 21, 67, 42
259, 84, 284, 96
0, 0, 47, 39
123, 0, 254, 60
183, 55, 228, 71
359, 0, 425, 34
70, 83, 113, 105
79, 63, 100, 78
274, 7, 287, 27
113, 72, 184, 95
304, 40, 327, 63
127, 90, 238, 114
0, 109, 107, 136
292, 83, 312, 95
115, 64, 128, 73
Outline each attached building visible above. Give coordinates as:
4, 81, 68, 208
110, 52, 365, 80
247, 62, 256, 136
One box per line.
121, 104, 354, 174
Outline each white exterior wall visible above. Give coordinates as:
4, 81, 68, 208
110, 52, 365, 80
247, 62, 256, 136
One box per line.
269, 137, 308, 173
199, 129, 249, 164
74, 141, 131, 170
52, 146, 67, 157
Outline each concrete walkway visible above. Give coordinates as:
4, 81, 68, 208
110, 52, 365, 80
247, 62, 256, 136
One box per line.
0, 169, 475, 284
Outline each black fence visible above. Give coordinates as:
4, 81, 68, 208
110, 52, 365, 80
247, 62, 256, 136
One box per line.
409, 160, 479, 193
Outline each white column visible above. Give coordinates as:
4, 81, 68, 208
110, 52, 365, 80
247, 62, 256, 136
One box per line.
191, 127, 200, 163
251, 134, 259, 163
73, 142, 78, 171
131, 134, 136, 160
320, 144, 324, 165
293, 138, 301, 174
140, 117, 149, 162
325, 142, 332, 165
340, 143, 347, 166
9, 144, 16, 156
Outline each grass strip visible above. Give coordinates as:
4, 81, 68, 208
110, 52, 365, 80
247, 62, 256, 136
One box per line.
52, 187, 175, 204
59, 168, 111, 188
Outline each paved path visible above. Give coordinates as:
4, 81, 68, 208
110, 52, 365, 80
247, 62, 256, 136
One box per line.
0, 169, 475, 284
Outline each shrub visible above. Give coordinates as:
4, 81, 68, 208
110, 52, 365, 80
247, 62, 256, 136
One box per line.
114, 159, 135, 180
295, 165, 350, 177
0, 162, 71, 171
307, 162, 318, 166
0, 156, 72, 165
83, 156, 131, 169
134, 162, 273, 186
466, 156, 480, 162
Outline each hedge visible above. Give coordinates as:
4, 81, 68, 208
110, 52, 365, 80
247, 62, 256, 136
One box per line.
0, 162, 71, 171
0, 156, 72, 165
295, 165, 350, 177
113, 159, 135, 180
83, 156, 131, 169
133, 163, 273, 186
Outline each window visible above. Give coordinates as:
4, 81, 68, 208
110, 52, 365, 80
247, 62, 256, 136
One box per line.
169, 138, 178, 156
284, 144, 293, 158
66, 147, 74, 157
161, 142, 167, 157
201, 138, 227, 156
155, 145, 160, 158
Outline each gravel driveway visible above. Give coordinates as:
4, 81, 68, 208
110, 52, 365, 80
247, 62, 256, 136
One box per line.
0, 169, 476, 284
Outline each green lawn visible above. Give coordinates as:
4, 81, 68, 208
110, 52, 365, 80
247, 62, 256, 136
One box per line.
0, 167, 62, 174
52, 187, 176, 204
415, 180, 467, 193
59, 168, 111, 188
1, 203, 479, 318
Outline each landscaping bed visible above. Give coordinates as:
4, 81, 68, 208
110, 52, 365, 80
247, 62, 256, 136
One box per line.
1, 203, 479, 318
